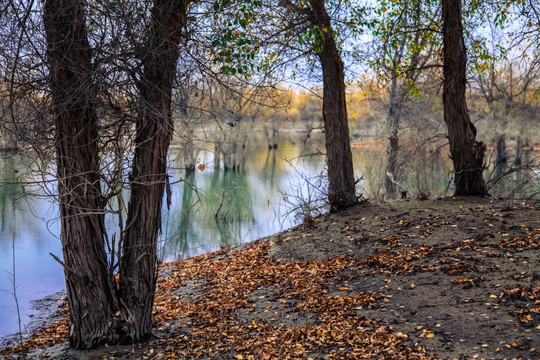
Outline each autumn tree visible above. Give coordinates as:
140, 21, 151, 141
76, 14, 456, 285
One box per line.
204, 0, 359, 210
41, 0, 189, 347
442, 0, 488, 196
41, 0, 114, 347
119, 0, 189, 343
6, 0, 295, 345
311, 0, 358, 210
270, 0, 357, 211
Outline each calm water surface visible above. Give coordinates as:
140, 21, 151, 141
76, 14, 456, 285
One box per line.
0, 132, 537, 338
0, 133, 329, 338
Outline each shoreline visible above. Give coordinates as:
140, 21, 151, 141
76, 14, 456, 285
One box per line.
0, 291, 66, 350
2, 198, 539, 359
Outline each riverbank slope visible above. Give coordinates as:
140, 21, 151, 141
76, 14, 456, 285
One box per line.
2, 197, 539, 359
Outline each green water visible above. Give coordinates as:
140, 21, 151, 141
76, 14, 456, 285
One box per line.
0, 131, 538, 339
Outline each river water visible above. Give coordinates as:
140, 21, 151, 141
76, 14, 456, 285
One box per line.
0, 131, 537, 339
0, 132, 330, 338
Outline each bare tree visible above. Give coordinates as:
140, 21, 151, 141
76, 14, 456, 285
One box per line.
42, 0, 115, 347
40, 0, 189, 347
370, 0, 441, 199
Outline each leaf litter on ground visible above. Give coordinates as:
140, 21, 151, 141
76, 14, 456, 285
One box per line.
1, 197, 539, 359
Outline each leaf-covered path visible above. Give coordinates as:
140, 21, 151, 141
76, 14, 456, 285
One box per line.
2, 197, 539, 359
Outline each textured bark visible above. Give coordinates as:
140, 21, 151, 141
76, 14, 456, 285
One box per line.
309, 0, 357, 212
42, 0, 116, 348
442, 0, 488, 196
119, 0, 187, 342
43, 0, 189, 347
384, 76, 405, 199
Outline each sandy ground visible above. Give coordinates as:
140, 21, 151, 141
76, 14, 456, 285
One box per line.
1, 197, 539, 359
0, 292, 66, 350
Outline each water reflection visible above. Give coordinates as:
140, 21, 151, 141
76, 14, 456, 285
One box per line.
159, 142, 289, 261
0, 155, 63, 340
212, 170, 254, 247
0, 133, 538, 339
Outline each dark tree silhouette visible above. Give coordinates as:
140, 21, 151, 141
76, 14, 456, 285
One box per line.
119, 0, 188, 342
43, 0, 116, 348
308, 0, 357, 211
43, 0, 189, 347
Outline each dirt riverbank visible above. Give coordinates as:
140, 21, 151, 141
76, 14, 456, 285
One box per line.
1, 197, 539, 359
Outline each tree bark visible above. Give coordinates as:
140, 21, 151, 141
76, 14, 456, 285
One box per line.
384, 76, 405, 199
514, 136, 523, 167
495, 134, 507, 175
42, 0, 116, 348
442, 0, 488, 196
309, 0, 357, 212
43, 0, 189, 347
119, 0, 187, 342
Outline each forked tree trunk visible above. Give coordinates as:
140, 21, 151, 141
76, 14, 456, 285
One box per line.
442, 0, 488, 196
119, 0, 187, 342
43, 0, 116, 348
309, 0, 357, 212
44, 0, 189, 347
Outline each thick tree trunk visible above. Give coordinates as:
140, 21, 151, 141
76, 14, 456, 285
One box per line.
42, 0, 116, 348
119, 0, 187, 342
442, 0, 488, 196
309, 0, 357, 212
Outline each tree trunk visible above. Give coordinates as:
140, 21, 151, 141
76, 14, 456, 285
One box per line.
42, 0, 116, 348
119, 0, 187, 342
514, 136, 523, 167
442, 0, 488, 196
495, 134, 507, 175
178, 94, 197, 174
214, 141, 222, 170
309, 0, 357, 212
384, 76, 405, 199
